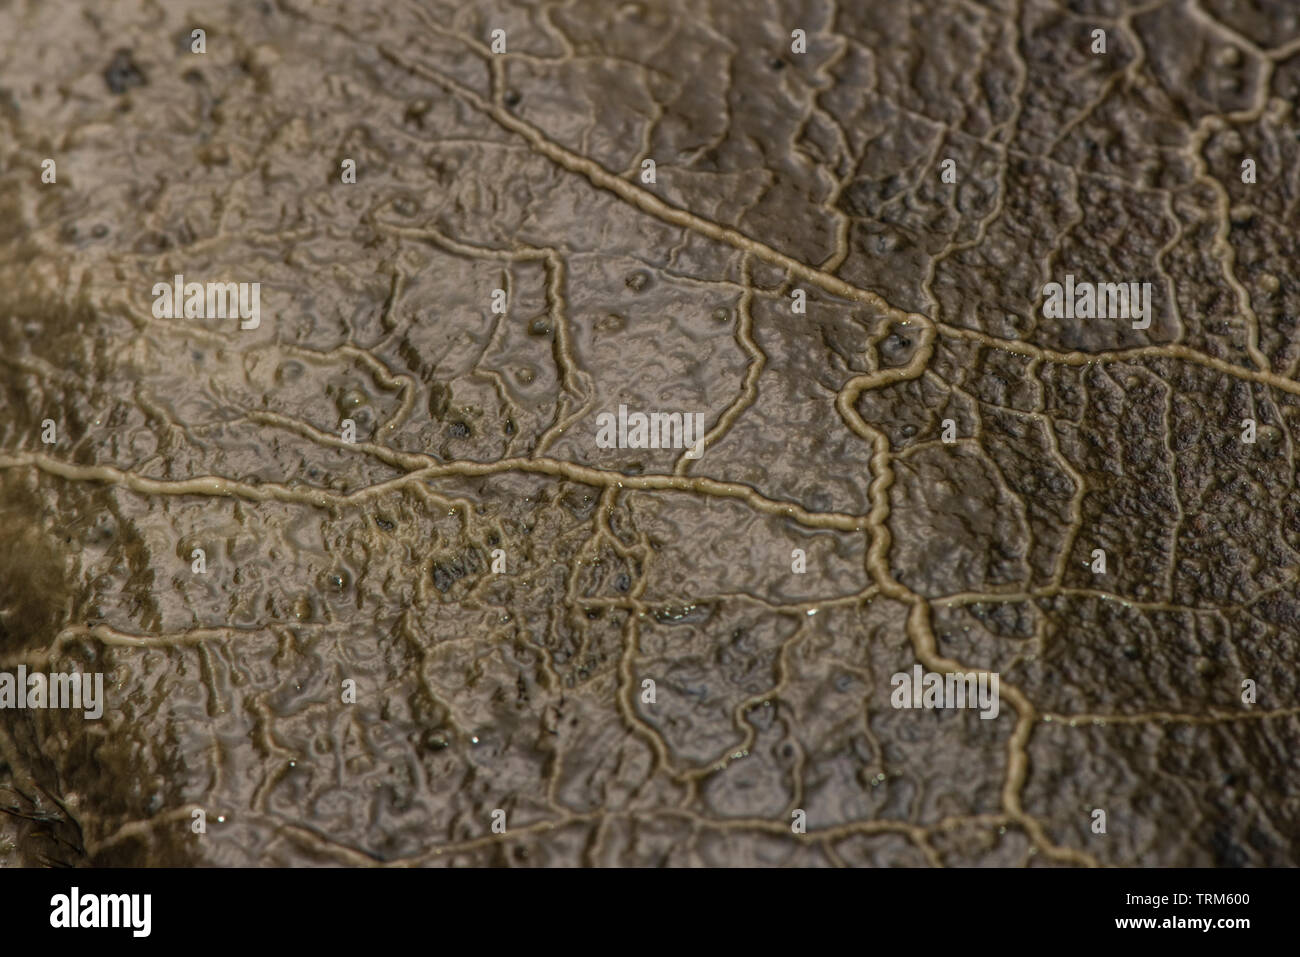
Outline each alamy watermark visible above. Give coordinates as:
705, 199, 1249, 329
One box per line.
50, 887, 150, 937
595, 405, 705, 458
0, 666, 104, 719
890, 665, 999, 719
1041, 274, 1153, 329
152, 273, 260, 329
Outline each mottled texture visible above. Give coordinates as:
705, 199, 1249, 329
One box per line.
1, 0, 1298, 866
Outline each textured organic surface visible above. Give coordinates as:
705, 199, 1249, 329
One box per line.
1, 0, 1299, 866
